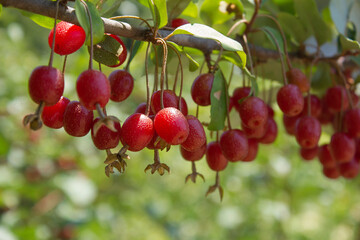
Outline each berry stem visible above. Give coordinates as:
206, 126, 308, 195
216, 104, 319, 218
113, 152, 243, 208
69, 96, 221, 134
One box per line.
145, 42, 151, 116
125, 40, 135, 72
158, 38, 168, 110
257, 14, 293, 70
260, 28, 287, 85
167, 43, 184, 111
96, 103, 106, 119
227, 19, 248, 36
81, 0, 93, 70
62, 55, 68, 74
48, 0, 60, 68
334, 61, 354, 109
242, 34, 255, 75
152, 44, 159, 91
173, 64, 180, 93
224, 79, 232, 130
244, 0, 261, 35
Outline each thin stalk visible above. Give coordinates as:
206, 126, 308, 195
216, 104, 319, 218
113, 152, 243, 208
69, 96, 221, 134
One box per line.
125, 40, 135, 72
334, 61, 354, 109
260, 28, 287, 85
167, 43, 184, 111
158, 38, 168, 110
242, 34, 255, 75
227, 19, 248, 36
172, 64, 180, 92
81, 0, 93, 70
48, 0, 60, 68
62, 55, 68, 74
144, 42, 151, 116
244, 0, 261, 35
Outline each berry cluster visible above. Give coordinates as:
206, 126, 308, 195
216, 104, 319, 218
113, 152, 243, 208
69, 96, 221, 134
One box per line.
23, 17, 359, 201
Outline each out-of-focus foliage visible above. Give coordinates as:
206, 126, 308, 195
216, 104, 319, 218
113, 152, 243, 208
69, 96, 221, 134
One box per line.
1, 0, 360, 240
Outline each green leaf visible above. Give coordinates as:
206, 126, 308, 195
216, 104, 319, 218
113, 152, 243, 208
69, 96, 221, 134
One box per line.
339, 34, 360, 52
99, 0, 122, 17
261, 27, 284, 54
167, 41, 199, 72
148, 0, 168, 28
167, 0, 191, 21
182, 1, 198, 18
329, 0, 354, 35
21, 11, 59, 29
0, 4, 2, 17
75, 0, 105, 45
171, 23, 243, 52
277, 12, 308, 44
127, 40, 143, 67
208, 70, 227, 131
90, 35, 124, 67
221, 51, 246, 69
311, 62, 332, 90
243, 68, 258, 97
200, 0, 243, 26
294, 0, 332, 45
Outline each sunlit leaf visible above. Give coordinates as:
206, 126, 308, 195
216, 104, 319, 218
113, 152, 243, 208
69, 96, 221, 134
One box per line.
339, 34, 360, 52
75, 0, 105, 45
182, 1, 198, 18
208, 70, 227, 131
221, 51, 246, 69
294, 0, 332, 45
171, 23, 243, 52
21, 11, 59, 29
148, 0, 168, 28
167, 0, 191, 21
200, 0, 243, 25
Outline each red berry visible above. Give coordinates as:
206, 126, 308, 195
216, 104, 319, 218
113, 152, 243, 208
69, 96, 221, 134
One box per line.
171, 18, 190, 28
277, 84, 304, 116
91, 117, 121, 150
28, 66, 64, 106
258, 118, 278, 144
294, 116, 321, 149
330, 132, 355, 163
41, 96, 70, 129
107, 34, 127, 67
191, 73, 214, 106
286, 68, 310, 93
154, 107, 189, 145
300, 146, 318, 161
108, 70, 134, 102
324, 86, 349, 113
180, 144, 206, 161
322, 167, 340, 179
48, 21, 86, 55
318, 98, 334, 125
339, 159, 360, 179
239, 96, 268, 129
301, 94, 322, 118
232, 87, 251, 112
76, 69, 110, 110
344, 108, 360, 138
151, 90, 178, 113
267, 105, 275, 118
282, 114, 300, 135
134, 102, 154, 115
318, 144, 336, 168
206, 142, 228, 171
220, 129, 249, 162
181, 115, 206, 152
63, 101, 94, 137
242, 139, 259, 162
241, 121, 266, 139
178, 96, 188, 116
121, 113, 154, 152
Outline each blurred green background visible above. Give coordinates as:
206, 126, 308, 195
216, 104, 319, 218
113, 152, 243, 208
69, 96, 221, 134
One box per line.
1, 2, 360, 240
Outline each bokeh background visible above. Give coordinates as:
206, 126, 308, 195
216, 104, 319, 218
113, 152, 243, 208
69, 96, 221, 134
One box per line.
1, 1, 360, 240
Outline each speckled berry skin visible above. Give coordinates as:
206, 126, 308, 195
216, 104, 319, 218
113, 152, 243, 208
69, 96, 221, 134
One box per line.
63, 101, 94, 137
48, 21, 86, 55
91, 117, 121, 150
181, 115, 206, 152
191, 73, 214, 106
121, 113, 154, 152
28, 66, 64, 106
239, 96, 268, 129
180, 143, 206, 162
41, 96, 70, 129
277, 84, 304, 116
76, 69, 110, 110
220, 129, 249, 162
206, 142, 228, 171
151, 90, 178, 113
108, 70, 134, 102
286, 68, 310, 93
154, 107, 189, 145
295, 116, 321, 149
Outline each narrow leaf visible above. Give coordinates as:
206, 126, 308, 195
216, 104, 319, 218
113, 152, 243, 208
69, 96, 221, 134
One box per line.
90, 35, 123, 67
167, 0, 191, 20
221, 51, 246, 69
340, 34, 360, 52
277, 12, 308, 44
208, 70, 227, 131
75, 0, 105, 45
21, 11, 59, 29
171, 23, 243, 52
127, 40, 143, 66
294, 0, 332, 45
148, 0, 168, 28
261, 27, 284, 54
